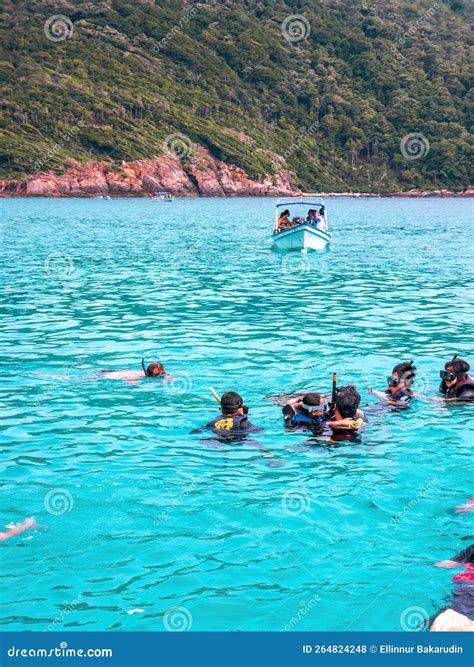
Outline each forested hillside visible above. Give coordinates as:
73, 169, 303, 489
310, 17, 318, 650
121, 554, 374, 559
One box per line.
0, 0, 472, 192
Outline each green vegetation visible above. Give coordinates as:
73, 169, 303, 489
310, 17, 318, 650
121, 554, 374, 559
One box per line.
0, 0, 472, 191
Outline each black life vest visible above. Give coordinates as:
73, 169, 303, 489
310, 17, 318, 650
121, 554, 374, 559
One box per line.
440, 374, 474, 399
385, 387, 414, 404
283, 404, 325, 430
207, 413, 254, 436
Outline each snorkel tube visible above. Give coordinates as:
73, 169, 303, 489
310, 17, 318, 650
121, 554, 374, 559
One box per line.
209, 386, 221, 404
142, 358, 148, 376
325, 373, 337, 419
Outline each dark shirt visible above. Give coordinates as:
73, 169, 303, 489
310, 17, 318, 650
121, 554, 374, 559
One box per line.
193, 413, 264, 438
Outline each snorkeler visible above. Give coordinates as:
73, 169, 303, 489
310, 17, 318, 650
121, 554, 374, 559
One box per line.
325, 385, 367, 441
438, 356, 474, 400
431, 544, 474, 630
193, 391, 263, 439
282, 392, 326, 431
98, 359, 167, 381
368, 360, 417, 407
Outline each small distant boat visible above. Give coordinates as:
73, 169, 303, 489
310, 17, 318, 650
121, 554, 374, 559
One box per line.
272, 197, 331, 251
152, 191, 174, 202
95, 194, 111, 200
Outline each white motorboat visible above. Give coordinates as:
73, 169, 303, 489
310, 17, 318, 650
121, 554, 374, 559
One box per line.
272, 197, 331, 251
152, 191, 174, 201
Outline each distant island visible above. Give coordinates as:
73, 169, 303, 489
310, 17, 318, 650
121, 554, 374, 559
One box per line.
0, 1, 471, 194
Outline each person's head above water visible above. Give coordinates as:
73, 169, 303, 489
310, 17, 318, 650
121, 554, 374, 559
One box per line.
387, 360, 416, 392
220, 391, 246, 416
142, 359, 166, 377
301, 392, 325, 419
334, 385, 361, 419
441, 356, 470, 386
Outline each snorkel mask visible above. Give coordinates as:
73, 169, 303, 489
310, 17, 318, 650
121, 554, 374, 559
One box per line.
439, 354, 461, 393
301, 399, 326, 420
439, 369, 459, 382
220, 392, 249, 415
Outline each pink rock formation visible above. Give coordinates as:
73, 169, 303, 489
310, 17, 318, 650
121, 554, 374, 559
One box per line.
0, 147, 298, 198
0, 147, 471, 197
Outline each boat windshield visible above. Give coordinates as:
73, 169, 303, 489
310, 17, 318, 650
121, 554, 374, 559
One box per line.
275, 201, 327, 233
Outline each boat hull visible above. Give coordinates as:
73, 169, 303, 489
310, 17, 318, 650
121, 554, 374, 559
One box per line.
272, 225, 331, 251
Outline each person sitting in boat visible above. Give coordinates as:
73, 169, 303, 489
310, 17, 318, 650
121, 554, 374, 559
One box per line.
439, 356, 474, 400
305, 209, 316, 225
98, 359, 167, 381
283, 392, 326, 431
368, 360, 417, 407
277, 209, 292, 231
192, 391, 263, 439
326, 385, 367, 442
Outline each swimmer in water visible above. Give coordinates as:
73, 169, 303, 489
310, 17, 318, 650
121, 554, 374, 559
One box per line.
368, 360, 417, 407
431, 544, 474, 630
282, 392, 326, 432
0, 517, 37, 542
192, 391, 263, 439
98, 359, 167, 381
325, 385, 367, 442
455, 497, 474, 514
438, 356, 474, 401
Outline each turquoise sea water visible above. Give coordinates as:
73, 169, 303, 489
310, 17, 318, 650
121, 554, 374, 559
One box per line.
0, 196, 472, 632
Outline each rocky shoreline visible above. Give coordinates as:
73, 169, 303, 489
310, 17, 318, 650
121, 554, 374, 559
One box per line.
0, 149, 472, 198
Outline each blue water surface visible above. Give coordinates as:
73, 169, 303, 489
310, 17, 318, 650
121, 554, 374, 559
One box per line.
0, 196, 472, 632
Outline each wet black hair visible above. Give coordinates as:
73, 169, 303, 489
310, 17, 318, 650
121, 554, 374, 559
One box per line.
445, 356, 470, 375
280, 209, 290, 217
393, 360, 416, 384
221, 391, 244, 415
335, 385, 361, 418
302, 392, 322, 406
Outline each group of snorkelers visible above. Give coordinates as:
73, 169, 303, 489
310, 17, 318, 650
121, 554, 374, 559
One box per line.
277, 206, 326, 232
102, 355, 473, 443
